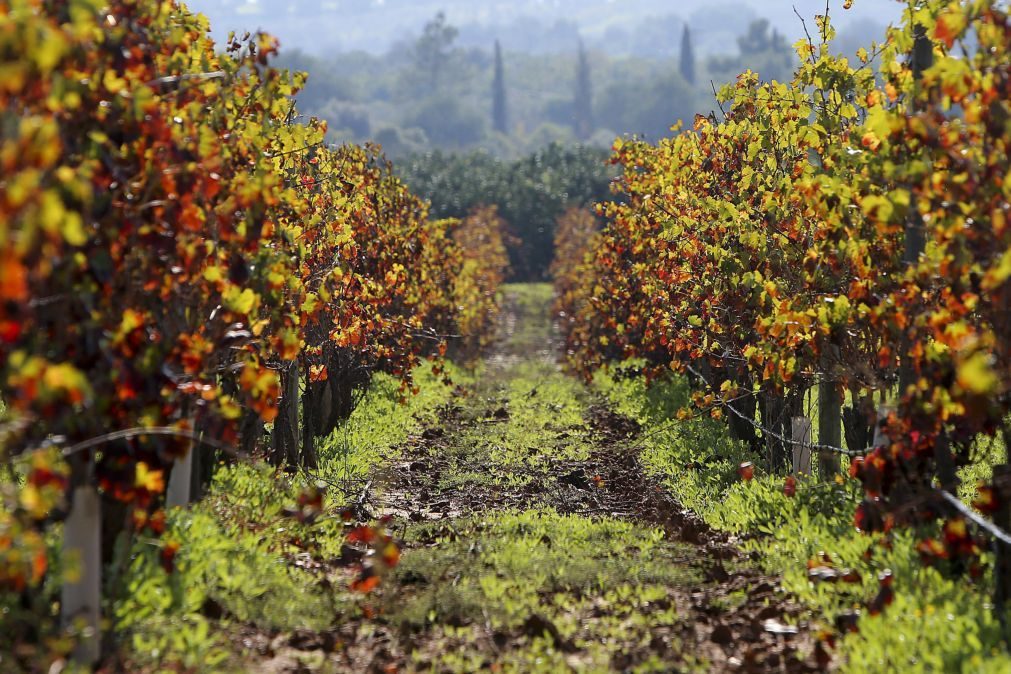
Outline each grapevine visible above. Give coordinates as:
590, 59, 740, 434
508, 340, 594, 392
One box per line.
0, 0, 505, 664
563, 0, 1011, 634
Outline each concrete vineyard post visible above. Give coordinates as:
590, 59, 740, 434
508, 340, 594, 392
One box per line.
792, 416, 812, 477
871, 406, 894, 457
61, 484, 102, 666
166, 442, 193, 508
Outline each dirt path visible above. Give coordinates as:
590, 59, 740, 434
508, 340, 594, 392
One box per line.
256, 285, 824, 673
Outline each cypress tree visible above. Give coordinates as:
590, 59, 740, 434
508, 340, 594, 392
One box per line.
492, 40, 508, 134
680, 25, 696, 85
573, 39, 594, 140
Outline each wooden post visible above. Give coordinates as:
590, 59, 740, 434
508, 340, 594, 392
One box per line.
61, 482, 102, 665
763, 393, 790, 473
792, 417, 812, 477
818, 375, 842, 480
843, 386, 874, 458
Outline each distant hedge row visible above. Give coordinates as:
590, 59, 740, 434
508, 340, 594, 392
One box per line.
397, 144, 616, 281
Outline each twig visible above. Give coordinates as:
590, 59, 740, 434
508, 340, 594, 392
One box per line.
939, 490, 1011, 547
710, 80, 728, 119
793, 6, 817, 64
60, 427, 239, 458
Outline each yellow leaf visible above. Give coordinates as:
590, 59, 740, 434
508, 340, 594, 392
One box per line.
983, 248, 1011, 291
119, 308, 144, 335
42, 362, 93, 405
301, 293, 319, 315
223, 287, 258, 315
102, 69, 127, 94
956, 352, 999, 395
135, 462, 166, 493
19, 485, 47, 519
203, 266, 224, 283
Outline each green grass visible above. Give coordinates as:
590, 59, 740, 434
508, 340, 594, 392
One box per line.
429, 282, 595, 487
365, 285, 705, 672
593, 363, 760, 517
499, 282, 556, 358
113, 463, 353, 670
595, 364, 1011, 673
109, 283, 712, 672
105, 287, 557, 671
314, 361, 470, 489
388, 509, 695, 673
16, 281, 1011, 671
111, 364, 466, 671
444, 359, 595, 488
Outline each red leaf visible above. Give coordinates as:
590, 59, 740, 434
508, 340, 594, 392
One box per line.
347, 525, 376, 545
738, 462, 754, 481
783, 475, 797, 497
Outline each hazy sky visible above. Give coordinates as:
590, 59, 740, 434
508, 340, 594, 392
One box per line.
185, 0, 905, 55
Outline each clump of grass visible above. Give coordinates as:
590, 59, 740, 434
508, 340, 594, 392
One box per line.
113, 463, 341, 670
315, 361, 469, 492
388, 509, 693, 673
447, 359, 595, 486
595, 364, 1011, 673
593, 364, 758, 518
113, 360, 465, 670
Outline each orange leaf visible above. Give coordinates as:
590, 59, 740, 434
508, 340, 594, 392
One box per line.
351, 571, 381, 594
0, 253, 28, 302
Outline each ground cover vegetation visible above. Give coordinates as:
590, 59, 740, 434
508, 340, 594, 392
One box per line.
6, 281, 832, 672
209, 284, 822, 673
555, 0, 1011, 669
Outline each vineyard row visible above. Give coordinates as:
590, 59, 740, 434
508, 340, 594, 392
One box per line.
0, 0, 508, 665
555, 0, 1011, 628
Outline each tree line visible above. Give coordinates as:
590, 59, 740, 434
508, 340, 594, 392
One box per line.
278, 13, 800, 158
396, 144, 616, 281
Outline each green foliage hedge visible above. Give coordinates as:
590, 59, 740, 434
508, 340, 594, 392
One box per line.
397, 144, 616, 281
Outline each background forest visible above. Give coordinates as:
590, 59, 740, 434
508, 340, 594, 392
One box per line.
272, 11, 875, 157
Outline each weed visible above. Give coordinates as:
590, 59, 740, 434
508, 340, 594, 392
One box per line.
389, 509, 692, 673
596, 365, 1011, 673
